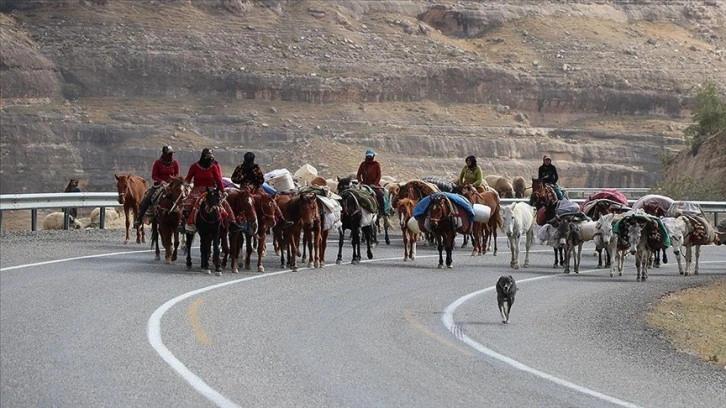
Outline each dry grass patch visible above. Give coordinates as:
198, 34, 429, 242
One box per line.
647, 280, 726, 366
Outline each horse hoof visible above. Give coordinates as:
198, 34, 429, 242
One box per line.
385, 238, 390, 245
447, 265, 453, 269
165, 259, 172, 265
513, 264, 520, 270
203, 269, 211, 275
336, 260, 342, 265
232, 268, 239, 274
438, 264, 444, 269
186, 263, 192, 270
258, 266, 265, 273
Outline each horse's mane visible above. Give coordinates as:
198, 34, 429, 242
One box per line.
401, 179, 437, 200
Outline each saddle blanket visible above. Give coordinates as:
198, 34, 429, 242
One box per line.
413, 192, 474, 235
613, 213, 671, 247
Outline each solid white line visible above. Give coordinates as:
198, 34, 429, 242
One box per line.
0, 249, 154, 271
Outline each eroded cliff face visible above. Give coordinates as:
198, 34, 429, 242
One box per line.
1, 0, 724, 193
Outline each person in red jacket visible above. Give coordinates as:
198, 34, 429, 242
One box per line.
182, 148, 240, 233
356, 149, 386, 214
134, 145, 180, 229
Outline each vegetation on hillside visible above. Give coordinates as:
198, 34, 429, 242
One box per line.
684, 81, 726, 154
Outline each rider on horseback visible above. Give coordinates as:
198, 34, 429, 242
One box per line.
533, 154, 565, 201
230, 151, 294, 228
457, 155, 484, 190
356, 149, 387, 215
182, 148, 241, 233
134, 145, 180, 229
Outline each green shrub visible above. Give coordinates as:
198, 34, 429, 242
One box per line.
650, 177, 725, 201
684, 81, 726, 154
61, 83, 81, 101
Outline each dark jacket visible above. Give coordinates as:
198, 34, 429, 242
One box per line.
538, 164, 559, 185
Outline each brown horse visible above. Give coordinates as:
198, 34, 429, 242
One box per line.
532, 178, 564, 267
275, 192, 320, 271
396, 197, 418, 261
152, 176, 187, 263
459, 185, 487, 256
425, 194, 458, 269
224, 188, 258, 273
246, 191, 279, 272
461, 185, 502, 256
114, 174, 148, 244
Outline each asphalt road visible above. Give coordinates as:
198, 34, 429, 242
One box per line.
1, 229, 725, 408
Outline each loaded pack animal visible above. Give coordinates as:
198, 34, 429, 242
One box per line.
396, 197, 418, 261
620, 214, 669, 282
151, 176, 187, 263
496, 275, 517, 324
305, 189, 341, 268
556, 216, 584, 274
531, 177, 564, 267
114, 174, 148, 244
459, 185, 487, 256
593, 213, 615, 269
185, 188, 224, 276
668, 214, 718, 276
391, 179, 439, 245
336, 186, 377, 265
414, 193, 473, 269
337, 176, 390, 246
639, 200, 669, 268
501, 202, 535, 269
459, 185, 501, 256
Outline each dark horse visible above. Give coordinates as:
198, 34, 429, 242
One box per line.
223, 187, 259, 273
641, 201, 668, 268
532, 178, 564, 267
337, 175, 390, 246
336, 188, 376, 265
114, 174, 148, 244
186, 188, 223, 275
152, 176, 187, 263
425, 194, 458, 269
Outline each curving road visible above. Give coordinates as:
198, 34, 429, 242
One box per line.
1, 230, 725, 408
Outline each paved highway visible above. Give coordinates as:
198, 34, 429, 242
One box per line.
1, 230, 724, 407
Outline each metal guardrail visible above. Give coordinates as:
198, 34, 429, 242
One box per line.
1, 192, 724, 233
0, 192, 121, 233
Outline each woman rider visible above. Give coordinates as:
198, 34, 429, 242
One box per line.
134, 145, 180, 229
182, 148, 241, 233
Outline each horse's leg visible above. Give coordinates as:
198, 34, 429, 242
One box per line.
461, 233, 468, 248
436, 235, 444, 269
352, 227, 361, 264
172, 228, 179, 262
661, 248, 668, 264
694, 245, 701, 275
245, 233, 254, 271
185, 232, 195, 270
383, 215, 390, 245
552, 247, 559, 268
123, 207, 131, 244
403, 230, 410, 261
492, 227, 498, 256
445, 234, 453, 268
365, 226, 374, 260
213, 231, 222, 275
559, 247, 565, 266
320, 229, 328, 267
257, 233, 266, 273
510, 236, 518, 269
523, 230, 533, 268
684, 244, 692, 276
336, 227, 345, 265
574, 243, 583, 273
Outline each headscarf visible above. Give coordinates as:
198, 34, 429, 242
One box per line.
466, 155, 477, 168
161, 145, 174, 164
198, 148, 215, 168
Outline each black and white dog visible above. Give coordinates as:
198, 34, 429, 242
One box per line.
496, 275, 517, 324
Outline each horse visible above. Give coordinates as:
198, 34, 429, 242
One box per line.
224, 187, 259, 273
114, 174, 148, 244
459, 185, 487, 256
593, 213, 615, 269
502, 202, 535, 269
640, 201, 669, 267
396, 197, 418, 261
532, 177, 564, 267
336, 188, 377, 265
185, 188, 224, 276
337, 176, 389, 246
424, 193, 458, 269
309, 194, 341, 268
152, 176, 187, 263
288, 192, 321, 271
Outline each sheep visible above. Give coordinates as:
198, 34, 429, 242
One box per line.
42, 212, 82, 230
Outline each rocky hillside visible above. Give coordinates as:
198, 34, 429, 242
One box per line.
1, 0, 725, 194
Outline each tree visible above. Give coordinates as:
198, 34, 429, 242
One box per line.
684, 81, 726, 153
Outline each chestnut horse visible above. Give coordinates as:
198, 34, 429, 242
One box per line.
275, 192, 320, 271
460, 185, 501, 256
532, 178, 564, 267
114, 174, 148, 244
152, 176, 187, 263
224, 188, 258, 273
396, 197, 418, 261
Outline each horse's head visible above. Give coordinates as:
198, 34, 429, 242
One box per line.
595, 213, 615, 244
115, 174, 129, 204
396, 197, 415, 228
253, 193, 276, 230
667, 217, 686, 256
502, 204, 515, 238
336, 176, 353, 193
203, 187, 222, 210
427, 195, 450, 230
297, 192, 319, 228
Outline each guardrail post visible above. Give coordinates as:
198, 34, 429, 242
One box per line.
63, 209, 70, 230
31, 209, 38, 231
100, 207, 106, 230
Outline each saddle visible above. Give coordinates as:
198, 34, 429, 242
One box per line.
343, 188, 378, 214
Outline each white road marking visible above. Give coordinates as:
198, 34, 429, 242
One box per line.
5, 246, 722, 408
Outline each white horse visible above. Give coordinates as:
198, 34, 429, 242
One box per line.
502, 202, 535, 269
594, 213, 614, 269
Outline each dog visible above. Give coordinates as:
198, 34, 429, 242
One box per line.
496, 275, 517, 324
